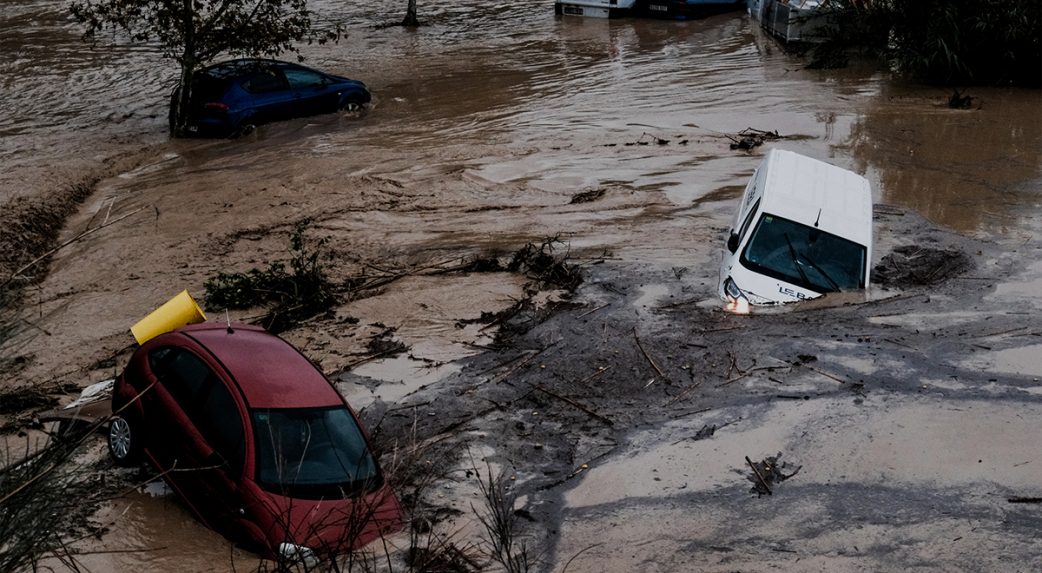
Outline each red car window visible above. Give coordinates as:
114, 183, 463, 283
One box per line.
150, 346, 246, 475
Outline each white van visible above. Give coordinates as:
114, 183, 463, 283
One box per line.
718, 149, 872, 312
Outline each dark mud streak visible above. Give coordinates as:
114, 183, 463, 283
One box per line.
368, 203, 1040, 567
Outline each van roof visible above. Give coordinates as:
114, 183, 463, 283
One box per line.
758, 149, 872, 247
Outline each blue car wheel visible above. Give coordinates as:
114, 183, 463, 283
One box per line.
338, 94, 366, 113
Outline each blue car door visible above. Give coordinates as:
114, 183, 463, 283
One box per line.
238, 69, 294, 124
283, 67, 338, 116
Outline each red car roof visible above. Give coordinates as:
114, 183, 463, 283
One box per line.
176, 323, 343, 410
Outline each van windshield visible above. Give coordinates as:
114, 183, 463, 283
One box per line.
740, 213, 866, 293
253, 407, 381, 499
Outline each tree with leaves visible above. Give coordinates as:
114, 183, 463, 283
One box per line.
812, 0, 1040, 86
71, 0, 338, 136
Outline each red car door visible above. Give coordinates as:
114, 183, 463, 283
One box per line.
146, 347, 248, 538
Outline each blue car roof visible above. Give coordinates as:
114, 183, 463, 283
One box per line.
203, 59, 312, 78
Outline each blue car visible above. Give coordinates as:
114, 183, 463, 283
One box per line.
171, 59, 371, 137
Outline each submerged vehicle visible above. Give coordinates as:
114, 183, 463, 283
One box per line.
171, 59, 371, 137
555, 0, 740, 19
747, 0, 835, 43
718, 149, 873, 312
108, 322, 402, 561
634, 0, 745, 20
554, 0, 637, 18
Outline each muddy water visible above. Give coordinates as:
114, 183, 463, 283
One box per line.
558, 394, 1042, 572
3, 0, 1042, 569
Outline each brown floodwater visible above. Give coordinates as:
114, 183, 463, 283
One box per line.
2, 0, 1041, 569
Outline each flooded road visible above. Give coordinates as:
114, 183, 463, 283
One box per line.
2, 0, 1041, 570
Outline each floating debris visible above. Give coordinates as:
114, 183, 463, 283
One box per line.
728, 128, 783, 151
746, 452, 802, 497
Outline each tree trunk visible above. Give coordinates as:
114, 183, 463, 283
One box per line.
402, 0, 418, 26
171, 0, 196, 137
171, 61, 196, 137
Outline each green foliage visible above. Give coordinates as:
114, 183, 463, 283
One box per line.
70, 0, 318, 65
204, 219, 337, 332
816, 0, 1040, 86
70, 0, 339, 135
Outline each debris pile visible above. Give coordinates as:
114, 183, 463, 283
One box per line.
746, 453, 801, 497
873, 245, 973, 288
728, 128, 783, 151
204, 219, 338, 332
570, 188, 607, 204
507, 236, 583, 291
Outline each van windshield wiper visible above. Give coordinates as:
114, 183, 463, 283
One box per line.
800, 252, 841, 292
783, 233, 810, 287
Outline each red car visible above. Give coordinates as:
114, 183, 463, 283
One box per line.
108, 323, 403, 561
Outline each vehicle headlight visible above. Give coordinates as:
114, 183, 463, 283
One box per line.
279, 542, 319, 567
723, 278, 751, 315
724, 277, 744, 301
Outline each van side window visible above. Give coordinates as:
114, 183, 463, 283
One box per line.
738, 198, 761, 242
742, 169, 760, 212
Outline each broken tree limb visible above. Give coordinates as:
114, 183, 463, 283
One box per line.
577, 365, 611, 385
1007, 497, 1042, 504
491, 347, 548, 384
533, 384, 614, 427
577, 303, 610, 318
799, 363, 847, 384
665, 380, 704, 406
633, 327, 668, 380
1, 206, 150, 290
746, 456, 772, 496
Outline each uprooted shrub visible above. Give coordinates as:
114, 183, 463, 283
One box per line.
507, 236, 583, 292
204, 219, 338, 332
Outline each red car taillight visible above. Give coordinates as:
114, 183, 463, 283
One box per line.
203, 102, 229, 113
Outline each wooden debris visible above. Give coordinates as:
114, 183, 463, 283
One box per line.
1007, 497, 1042, 504
532, 384, 613, 427
633, 327, 668, 380
746, 456, 773, 496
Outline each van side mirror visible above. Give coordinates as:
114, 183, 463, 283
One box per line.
726, 232, 739, 254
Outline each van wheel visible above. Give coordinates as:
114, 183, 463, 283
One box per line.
108, 414, 142, 467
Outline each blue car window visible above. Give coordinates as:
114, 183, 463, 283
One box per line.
242, 70, 288, 94
284, 69, 326, 89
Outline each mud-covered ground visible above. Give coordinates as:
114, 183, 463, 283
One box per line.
2, 0, 1042, 571
351, 206, 1042, 572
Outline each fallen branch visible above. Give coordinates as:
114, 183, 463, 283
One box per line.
491, 349, 545, 384
532, 384, 613, 427
745, 456, 772, 496
665, 380, 704, 406
577, 303, 610, 318
1, 206, 149, 290
577, 366, 611, 385
633, 327, 668, 380
1007, 497, 1042, 504
799, 363, 847, 384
